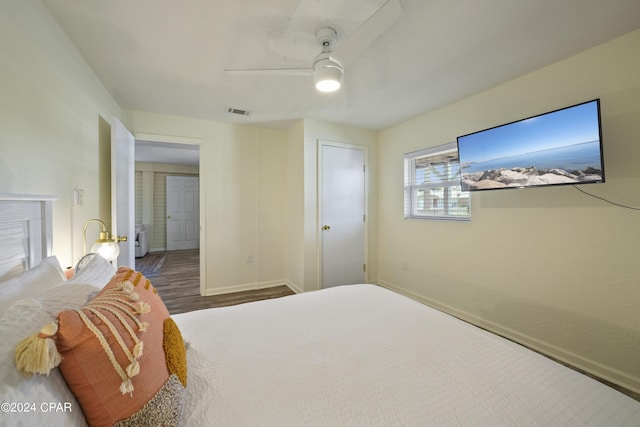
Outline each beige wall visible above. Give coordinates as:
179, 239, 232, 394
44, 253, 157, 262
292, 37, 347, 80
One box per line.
125, 114, 379, 295
0, 1, 120, 267
285, 121, 305, 292
301, 120, 379, 292
378, 29, 640, 393
124, 111, 289, 295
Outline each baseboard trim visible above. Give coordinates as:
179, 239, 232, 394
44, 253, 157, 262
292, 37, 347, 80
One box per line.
377, 280, 640, 396
203, 280, 295, 296
284, 280, 303, 294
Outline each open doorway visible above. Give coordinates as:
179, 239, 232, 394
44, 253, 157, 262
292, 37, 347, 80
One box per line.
133, 139, 201, 290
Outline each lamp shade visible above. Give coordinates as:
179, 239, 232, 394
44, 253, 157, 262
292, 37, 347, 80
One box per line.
313, 56, 343, 93
83, 219, 121, 262
91, 239, 120, 262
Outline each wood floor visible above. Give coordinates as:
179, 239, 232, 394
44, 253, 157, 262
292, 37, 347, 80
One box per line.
139, 249, 295, 315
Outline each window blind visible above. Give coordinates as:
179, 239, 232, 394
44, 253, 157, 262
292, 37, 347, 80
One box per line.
404, 142, 470, 221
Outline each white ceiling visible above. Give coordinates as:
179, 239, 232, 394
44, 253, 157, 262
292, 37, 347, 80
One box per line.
42, 0, 640, 163
135, 140, 200, 166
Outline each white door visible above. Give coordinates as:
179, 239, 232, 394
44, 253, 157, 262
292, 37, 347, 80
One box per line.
321, 144, 366, 288
111, 118, 135, 268
166, 176, 200, 251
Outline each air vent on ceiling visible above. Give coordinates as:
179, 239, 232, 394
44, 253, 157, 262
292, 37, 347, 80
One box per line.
227, 107, 250, 116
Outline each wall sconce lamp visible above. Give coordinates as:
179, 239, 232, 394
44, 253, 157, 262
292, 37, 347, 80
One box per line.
83, 219, 126, 262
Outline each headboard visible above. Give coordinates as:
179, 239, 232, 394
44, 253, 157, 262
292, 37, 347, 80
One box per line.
0, 193, 56, 282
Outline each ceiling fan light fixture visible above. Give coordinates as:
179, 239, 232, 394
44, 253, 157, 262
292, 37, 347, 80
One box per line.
313, 57, 343, 93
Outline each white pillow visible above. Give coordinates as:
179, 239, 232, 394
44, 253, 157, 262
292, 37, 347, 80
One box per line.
0, 297, 87, 427
38, 283, 103, 319
66, 254, 116, 288
0, 256, 66, 313
0, 255, 116, 426
23, 254, 117, 322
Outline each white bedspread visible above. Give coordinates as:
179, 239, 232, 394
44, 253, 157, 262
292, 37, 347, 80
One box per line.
174, 284, 640, 426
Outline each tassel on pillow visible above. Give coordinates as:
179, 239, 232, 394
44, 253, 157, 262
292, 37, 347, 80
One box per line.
14, 321, 62, 377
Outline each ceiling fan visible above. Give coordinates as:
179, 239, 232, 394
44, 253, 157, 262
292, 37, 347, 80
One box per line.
224, 0, 402, 93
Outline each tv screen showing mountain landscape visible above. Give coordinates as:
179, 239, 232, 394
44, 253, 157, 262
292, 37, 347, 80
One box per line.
457, 99, 604, 191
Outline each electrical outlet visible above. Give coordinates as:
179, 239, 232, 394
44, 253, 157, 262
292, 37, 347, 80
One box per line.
401, 260, 408, 271
247, 255, 254, 264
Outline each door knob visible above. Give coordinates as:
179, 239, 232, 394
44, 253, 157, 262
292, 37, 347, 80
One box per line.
323, 225, 331, 230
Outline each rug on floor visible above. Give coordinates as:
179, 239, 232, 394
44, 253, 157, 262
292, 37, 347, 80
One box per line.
135, 252, 167, 277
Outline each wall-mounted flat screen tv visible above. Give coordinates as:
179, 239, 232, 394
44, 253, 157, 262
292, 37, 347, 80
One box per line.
456, 99, 604, 191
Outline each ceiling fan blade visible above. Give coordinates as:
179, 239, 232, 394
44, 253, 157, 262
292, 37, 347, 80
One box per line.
334, 0, 402, 65
224, 67, 312, 76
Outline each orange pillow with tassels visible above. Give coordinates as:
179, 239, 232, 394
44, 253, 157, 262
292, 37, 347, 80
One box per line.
15, 267, 187, 427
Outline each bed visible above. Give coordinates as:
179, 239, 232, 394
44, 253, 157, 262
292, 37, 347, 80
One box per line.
1, 195, 639, 426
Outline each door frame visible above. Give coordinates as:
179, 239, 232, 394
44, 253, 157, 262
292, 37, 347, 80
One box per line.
134, 132, 205, 296
317, 139, 369, 288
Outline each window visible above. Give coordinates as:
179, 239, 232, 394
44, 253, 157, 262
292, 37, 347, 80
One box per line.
404, 142, 470, 221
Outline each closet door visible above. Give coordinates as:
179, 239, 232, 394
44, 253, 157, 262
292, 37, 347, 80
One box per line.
320, 143, 366, 288
166, 176, 200, 251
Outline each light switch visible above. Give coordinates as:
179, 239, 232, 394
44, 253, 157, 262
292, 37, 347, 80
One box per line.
73, 188, 84, 206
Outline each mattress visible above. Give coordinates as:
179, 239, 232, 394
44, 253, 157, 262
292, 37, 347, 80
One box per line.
173, 284, 640, 426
